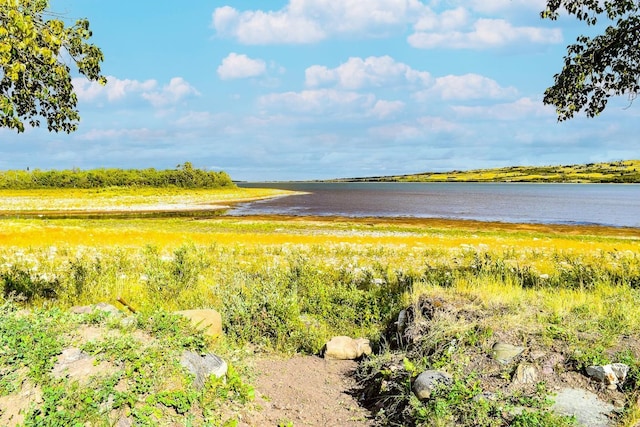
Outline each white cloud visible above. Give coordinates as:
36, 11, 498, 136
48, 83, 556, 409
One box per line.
212, 0, 430, 44
414, 7, 469, 32
73, 76, 157, 102
306, 56, 431, 89
452, 97, 553, 119
409, 18, 562, 49
217, 53, 267, 80
370, 100, 405, 118
258, 89, 376, 114
212, 5, 325, 44
140, 77, 200, 108
73, 76, 198, 108
425, 74, 518, 100
212, 2, 560, 50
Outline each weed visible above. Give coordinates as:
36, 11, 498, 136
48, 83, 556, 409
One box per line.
0, 266, 59, 302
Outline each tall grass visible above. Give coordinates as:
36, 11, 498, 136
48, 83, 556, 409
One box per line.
1, 215, 639, 425
1, 221, 638, 356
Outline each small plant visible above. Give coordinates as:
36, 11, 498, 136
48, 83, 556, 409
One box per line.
0, 266, 59, 302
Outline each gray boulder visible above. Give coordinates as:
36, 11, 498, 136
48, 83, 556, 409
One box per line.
586, 363, 629, 389
552, 388, 615, 427
180, 351, 227, 390
413, 370, 453, 400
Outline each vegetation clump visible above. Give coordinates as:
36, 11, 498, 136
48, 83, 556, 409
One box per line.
1, 210, 639, 425
333, 159, 640, 183
0, 162, 234, 189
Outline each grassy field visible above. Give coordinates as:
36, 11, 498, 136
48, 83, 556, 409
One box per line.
1, 188, 639, 425
0, 187, 296, 213
333, 159, 640, 183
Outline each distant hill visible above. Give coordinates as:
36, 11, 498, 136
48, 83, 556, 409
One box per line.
330, 160, 640, 183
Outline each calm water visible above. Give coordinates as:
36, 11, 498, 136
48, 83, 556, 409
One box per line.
233, 182, 640, 228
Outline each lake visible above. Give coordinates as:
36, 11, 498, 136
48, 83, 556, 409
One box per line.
233, 182, 640, 228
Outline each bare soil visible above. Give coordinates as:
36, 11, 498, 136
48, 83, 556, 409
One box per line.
238, 355, 374, 427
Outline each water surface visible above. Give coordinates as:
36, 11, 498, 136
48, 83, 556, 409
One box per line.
233, 182, 640, 228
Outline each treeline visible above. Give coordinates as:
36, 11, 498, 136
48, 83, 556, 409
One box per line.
0, 163, 235, 189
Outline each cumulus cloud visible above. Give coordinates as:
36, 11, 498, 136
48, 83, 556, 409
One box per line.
414, 7, 469, 32
258, 89, 376, 114
212, 1, 560, 50
73, 76, 156, 102
212, 5, 325, 44
73, 76, 199, 108
306, 56, 431, 89
370, 100, 405, 118
141, 77, 200, 108
423, 74, 518, 100
217, 53, 267, 80
212, 0, 429, 44
409, 18, 562, 49
451, 97, 553, 119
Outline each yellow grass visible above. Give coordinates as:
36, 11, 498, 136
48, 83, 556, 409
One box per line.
0, 187, 296, 212
1, 216, 638, 253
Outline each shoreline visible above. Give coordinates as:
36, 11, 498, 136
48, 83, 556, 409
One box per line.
219, 214, 640, 237
0, 207, 637, 237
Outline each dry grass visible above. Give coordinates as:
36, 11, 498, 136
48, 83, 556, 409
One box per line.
0, 187, 296, 212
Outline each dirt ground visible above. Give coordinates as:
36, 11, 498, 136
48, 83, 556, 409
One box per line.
238, 355, 374, 427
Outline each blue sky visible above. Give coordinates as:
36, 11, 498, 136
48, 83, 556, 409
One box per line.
1, 0, 638, 181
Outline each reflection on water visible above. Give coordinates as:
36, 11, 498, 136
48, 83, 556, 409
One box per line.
233, 182, 640, 228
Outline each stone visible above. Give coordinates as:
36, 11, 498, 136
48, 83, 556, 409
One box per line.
70, 302, 121, 315
541, 352, 565, 375
552, 388, 615, 427
396, 309, 408, 334
180, 351, 227, 390
491, 342, 525, 364
611, 363, 629, 383
52, 347, 115, 383
174, 309, 223, 339
512, 363, 538, 385
412, 370, 453, 400
586, 363, 629, 389
115, 417, 133, 427
323, 336, 372, 360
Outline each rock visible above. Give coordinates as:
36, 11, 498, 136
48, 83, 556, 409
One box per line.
120, 316, 137, 329
180, 351, 227, 390
115, 417, 133, 427
396, 309, 407, 334
323, 336, 372, 360
412, 370, 453, 400
491, 342, 525, 364
512, 363, 538, 385
586, 363, 629, 389
70, 302, 121, 315
552, 388, 615, 427
611, 363, 629, 383
52, 347, 115, 383
174, 309, 223, 339
541, 352, 565, 375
